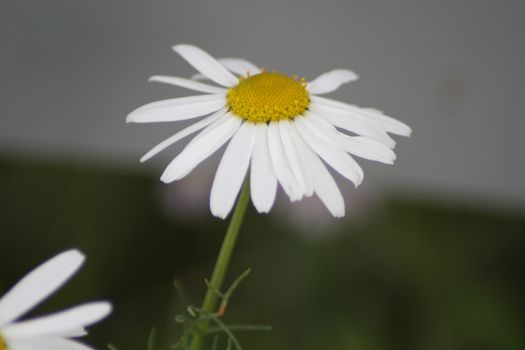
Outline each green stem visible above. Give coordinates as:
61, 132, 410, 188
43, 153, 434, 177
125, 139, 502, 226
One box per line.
190, 180, 251, 350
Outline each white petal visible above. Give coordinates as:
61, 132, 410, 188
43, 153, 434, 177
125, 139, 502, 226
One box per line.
148, 75, 227, 94
295, 115, 363, 187
300, 141, 345, 217
59, 328, 88, 338
310, 96, 396, 148
186, 111, 231, 146
267, 122, 303, 201
339, 136, 397, 164
0, 250, 84, 327
303, 110, 396, 164
2, 338, 34, 350
278, 120, 313, 197
307, 69, 359, 95
216, 58, 262, 76
7, 337, 94, 350
128, 94, 223, 117
192, 58, 261, 80
173, 44, 238, 87
210, 122, 256, 219
287, 122, 317, 198
160, 113, 242, 183
140, 107, 227, 162
2, 302, 111, 339
316, 97, 412, 136
250, 124, 277, 213
361, 107, 412, 136
126, 94, 226, 123
304, 112, 364, 183
190, 73, 208, 81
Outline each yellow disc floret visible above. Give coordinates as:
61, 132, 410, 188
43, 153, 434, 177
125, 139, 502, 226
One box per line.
227, 71, 310, 123
0, 335, 5, 350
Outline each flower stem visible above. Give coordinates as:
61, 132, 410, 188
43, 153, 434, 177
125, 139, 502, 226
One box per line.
190, 180, 251, 350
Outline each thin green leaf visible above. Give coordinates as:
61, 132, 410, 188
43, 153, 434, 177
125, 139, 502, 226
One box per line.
187, 306, 198, 318
206, 312, 242, 350
173, 280, 189, 309
172, 338, 184, 350
205, 279, 226, 299
211, 335, 219, 350
207, 324, 272, 334
147, 327, 157, 350
224, 269, 251, 300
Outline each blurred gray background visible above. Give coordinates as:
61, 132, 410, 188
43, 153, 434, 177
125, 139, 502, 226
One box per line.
1, 0, 524, 211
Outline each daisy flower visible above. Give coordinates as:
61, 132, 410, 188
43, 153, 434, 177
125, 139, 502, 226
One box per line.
127, 44, 411, 218
0, 250, 111, 350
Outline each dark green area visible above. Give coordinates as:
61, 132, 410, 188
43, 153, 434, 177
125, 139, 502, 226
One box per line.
0, 156, 523, 350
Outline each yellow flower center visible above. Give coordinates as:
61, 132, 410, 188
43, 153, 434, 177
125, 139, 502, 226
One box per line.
227, 72, 310, 123
0, 334, 6, 350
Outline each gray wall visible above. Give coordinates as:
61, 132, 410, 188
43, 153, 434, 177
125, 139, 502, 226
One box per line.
1, 0, 524, 209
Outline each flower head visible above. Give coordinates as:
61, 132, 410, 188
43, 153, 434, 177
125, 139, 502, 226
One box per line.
127, 44, 411, 218
0, 250, 111, 350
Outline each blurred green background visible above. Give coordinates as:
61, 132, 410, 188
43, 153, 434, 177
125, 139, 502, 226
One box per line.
1, 155, 523, 350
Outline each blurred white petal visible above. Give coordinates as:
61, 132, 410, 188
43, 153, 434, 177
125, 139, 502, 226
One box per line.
2, 303, 111, 339
8, 337, 94, 350
0, 250, 84, 327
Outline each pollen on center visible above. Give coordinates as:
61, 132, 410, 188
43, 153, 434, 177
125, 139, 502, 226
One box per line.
227, 71, 310, 123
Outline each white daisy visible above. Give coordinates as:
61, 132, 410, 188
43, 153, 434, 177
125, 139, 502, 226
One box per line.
0, 250, 112, 350
127, 44, 411, 219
